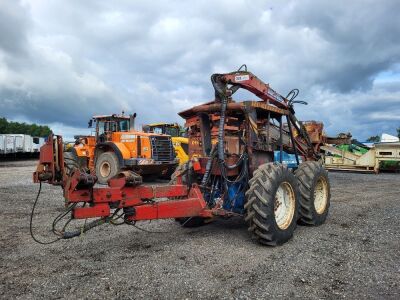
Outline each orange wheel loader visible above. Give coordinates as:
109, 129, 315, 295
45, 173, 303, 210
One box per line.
69, 113, 178, 184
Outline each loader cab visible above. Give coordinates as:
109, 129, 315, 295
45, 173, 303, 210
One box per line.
143, 123, 183, 137
91, 113, 136, 143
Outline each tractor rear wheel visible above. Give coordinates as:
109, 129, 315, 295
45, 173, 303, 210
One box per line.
294, 161, 330, 225
96, 152, 120, 185
64, 151, 79, 176
245, 163, 299, 246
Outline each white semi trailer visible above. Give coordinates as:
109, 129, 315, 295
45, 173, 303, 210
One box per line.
23, 134, 33, 153
0, 134, 45, 157
5, 135, 15, 154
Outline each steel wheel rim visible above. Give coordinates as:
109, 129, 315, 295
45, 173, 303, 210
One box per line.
314, 177, 328, 214
274, 182, 296, 230
100, 161, 111, 177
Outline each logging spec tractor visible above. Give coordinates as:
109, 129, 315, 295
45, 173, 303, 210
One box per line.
32, 65, 330, 246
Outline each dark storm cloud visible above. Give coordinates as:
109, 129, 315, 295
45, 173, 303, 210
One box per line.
282, 0, 400, 92
0, 0, 399, 139
0, 1, 30, 55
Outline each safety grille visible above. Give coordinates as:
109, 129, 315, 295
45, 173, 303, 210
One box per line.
151, 136, 175, 162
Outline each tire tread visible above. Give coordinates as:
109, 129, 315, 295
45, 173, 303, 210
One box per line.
294, 161, 330, 226
245, 162, 299, 246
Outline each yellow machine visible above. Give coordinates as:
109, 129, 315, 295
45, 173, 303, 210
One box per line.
143, 123, 189, 165
71, 114, 178, 184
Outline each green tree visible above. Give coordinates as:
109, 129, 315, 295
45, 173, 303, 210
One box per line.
0, 117, 51, 136
397, 127, 400, 139
0, 117, 7, 133
366, 135, 380, 143
39, 126, 51, 136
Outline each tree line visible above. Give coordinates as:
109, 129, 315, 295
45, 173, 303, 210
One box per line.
0, 117, 51, 137
367, 127, 400, 142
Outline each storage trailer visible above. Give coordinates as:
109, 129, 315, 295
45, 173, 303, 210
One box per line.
0, 134, 45, 157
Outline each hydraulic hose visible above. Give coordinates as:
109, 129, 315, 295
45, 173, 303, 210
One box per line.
201, 145, 218, 187
62, 218, 107, 239
30, 182, 62, 245
217, 96, 228, 161
210, 73, 228, 162
210, 71, 250, 206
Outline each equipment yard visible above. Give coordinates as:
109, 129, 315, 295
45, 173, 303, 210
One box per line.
0, 159, 399, 299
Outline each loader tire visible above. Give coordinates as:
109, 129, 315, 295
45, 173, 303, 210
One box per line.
245, 163, 299, 246
64, 151, 79, 176
294, 161, 330, 226
96, 152, 120, 185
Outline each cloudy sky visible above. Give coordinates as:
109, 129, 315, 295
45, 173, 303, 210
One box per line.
1, 0, 399, 140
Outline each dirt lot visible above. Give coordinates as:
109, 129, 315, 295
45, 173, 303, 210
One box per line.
0, 160, 399, 299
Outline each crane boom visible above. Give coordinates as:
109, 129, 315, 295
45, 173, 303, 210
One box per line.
211, 71, 289, 109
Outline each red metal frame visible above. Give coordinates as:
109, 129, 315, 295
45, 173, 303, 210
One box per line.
62, 170, 212, 220
33, 135, 212, 222
33, 135, 64, 184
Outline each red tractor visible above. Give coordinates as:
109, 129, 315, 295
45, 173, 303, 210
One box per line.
32, 66, 330, 246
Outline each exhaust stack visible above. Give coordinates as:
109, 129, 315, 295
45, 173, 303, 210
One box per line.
130, 113, 137, 131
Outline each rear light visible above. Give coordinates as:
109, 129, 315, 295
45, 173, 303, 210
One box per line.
192, 160, 201, 171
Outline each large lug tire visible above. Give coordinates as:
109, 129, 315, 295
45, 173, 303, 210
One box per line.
64, 151, 79, 176
295, 161, 330, 226
70, 148, 88, 170
245, 162, 300, 246
95, 152, 120, 185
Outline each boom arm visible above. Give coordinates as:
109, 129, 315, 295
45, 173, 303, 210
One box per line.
212, 70, 289, 109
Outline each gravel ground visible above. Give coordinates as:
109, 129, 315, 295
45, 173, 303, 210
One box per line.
0, 160, 399, 299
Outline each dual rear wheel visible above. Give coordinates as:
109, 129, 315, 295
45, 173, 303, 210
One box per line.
245, 161, 330, 246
